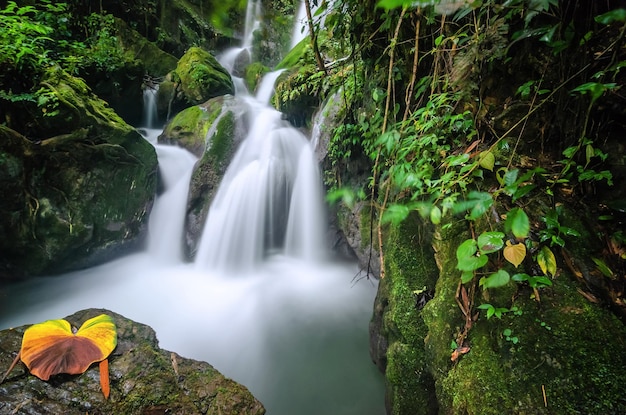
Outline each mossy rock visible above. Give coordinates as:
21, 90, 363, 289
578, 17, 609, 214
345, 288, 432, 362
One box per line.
160, 47, 234, 116
0, 69, 157, 278
183, 95, 249, 259
158, 99, 227, 157
370, 213, 440, 414
0, 308, 265, 414
244, 62, 271, 95
274, 64, 322, 127
114, 17, 178, 77
422, 219, 626, 415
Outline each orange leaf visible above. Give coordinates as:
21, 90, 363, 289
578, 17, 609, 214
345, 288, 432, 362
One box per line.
20, 314, 117, 381
99, 359, 110, 399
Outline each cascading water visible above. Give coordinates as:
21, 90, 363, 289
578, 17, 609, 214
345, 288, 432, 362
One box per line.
0, 2, 385, 414
142, 85, 159, 129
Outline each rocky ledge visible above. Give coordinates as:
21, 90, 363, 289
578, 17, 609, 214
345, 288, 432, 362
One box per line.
0, 308, 265, 415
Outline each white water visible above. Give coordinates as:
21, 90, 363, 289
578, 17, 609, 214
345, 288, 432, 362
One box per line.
0, 2, 386, 414
142, 86, 159, 129
291, 1, 308, 49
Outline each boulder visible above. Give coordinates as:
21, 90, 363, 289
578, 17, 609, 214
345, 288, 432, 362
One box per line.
0, 309, 265, 415
157, 95, 249, 259
0, 68, 158, 278
158, 47, 234, 116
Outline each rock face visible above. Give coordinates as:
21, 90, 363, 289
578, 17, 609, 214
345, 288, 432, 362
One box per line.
158, 47, 234, 117
0, 68, 158, 279
159, 95, 249, 259
0, 309, 265, 415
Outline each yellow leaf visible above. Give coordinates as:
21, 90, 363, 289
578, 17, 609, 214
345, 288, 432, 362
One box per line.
537, 246, 557, 277
503, 240, 526, 268
20, 314, 117, 382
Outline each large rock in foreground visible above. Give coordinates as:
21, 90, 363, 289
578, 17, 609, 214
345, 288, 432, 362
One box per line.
0, 309, 266, 415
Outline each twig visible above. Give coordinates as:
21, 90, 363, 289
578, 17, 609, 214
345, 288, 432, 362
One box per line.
0, 352, 21, 384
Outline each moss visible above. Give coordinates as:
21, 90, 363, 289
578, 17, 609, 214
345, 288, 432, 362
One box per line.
205, 111, 235, 166
376, 213, 439, 414
244, 62, 270, 94
423, 218, 626, 415
114, 17, 178, 77
175, 47, 234, 105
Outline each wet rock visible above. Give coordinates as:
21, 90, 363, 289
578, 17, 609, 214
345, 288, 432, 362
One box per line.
0, 309, 265, 415
0, 68, 158, 279
157, 95, 249, 259
158, 47, 234, 116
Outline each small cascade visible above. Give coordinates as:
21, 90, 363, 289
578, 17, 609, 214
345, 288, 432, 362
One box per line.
255, 69, 285, 105
142, 85, 159, 129
243, 0, 262, 49
194, 92, 324, 272
143, 130, 198, 263
291, 1, 308, 49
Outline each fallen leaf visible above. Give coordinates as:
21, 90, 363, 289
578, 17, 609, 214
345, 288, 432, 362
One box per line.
20, 314, 117, 384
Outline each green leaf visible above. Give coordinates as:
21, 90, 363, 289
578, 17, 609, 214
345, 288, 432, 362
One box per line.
447, 153, 470, 167
512, 273, 530, 283
456, 239, 489, 271
381, 203, 410, 225
461, 271, 474, 284
477, 232, 505, 254
430, 205, 442, 225
537, 246, 557, 277
595, 9, 626, 25
480, 269, 511, 289
479, 150, 495, 171
376, 0, 410, 10
505, 208, 530, 239
592, 257, 614, 278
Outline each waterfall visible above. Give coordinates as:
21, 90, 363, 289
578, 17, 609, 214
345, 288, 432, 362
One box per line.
144, 130, 197, 263
291, 1, 308, 49
142, 86, 159, 128
194, 90, 326, 272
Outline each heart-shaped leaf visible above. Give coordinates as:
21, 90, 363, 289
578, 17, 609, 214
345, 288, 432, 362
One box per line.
20, 314, 117, 381
504, 240, 526, 267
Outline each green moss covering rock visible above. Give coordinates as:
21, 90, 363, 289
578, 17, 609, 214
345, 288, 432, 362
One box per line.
0, 68, 157, 278
159, 47, 234, 116
244, 62, 271, 95
0, 308, 265, 414
370, 214, 440, 414
421, 219, 626, 415
180, 95, 249, 258
158, 102, 224, 157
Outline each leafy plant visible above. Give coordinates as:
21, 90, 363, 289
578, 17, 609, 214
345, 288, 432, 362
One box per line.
539, 207, 581, 247
477, 303, 510, 320
502, 328, 519, 344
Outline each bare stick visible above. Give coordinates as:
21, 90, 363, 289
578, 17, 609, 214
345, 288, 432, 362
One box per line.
1, 352, 21, 384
